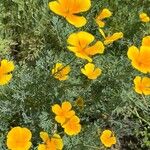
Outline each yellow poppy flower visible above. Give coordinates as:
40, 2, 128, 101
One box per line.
52, 63, 70, 81
62, 115, 81, 136
133, 76, 150, 95
38, 132, 63, 150
142, 36, 150, 47
139, 13, 150, 23
49, 0, 91, 27
0, 59, 15, 85
52, 101, 75, 124
67, 31, 104, 62
96, 8, 112, 27
6, 126, 32, 150
99, 29, 123, 45
100, 130, 116, 148
127, 46, 150, 73
81, 63, 102, 80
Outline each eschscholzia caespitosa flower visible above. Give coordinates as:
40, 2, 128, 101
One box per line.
6, 126, 32, 150
38, 132, 63, 150
99, 29, 123, 45
0, 59, 15, 85
49, 0, 91, 27
139, 12, 150, 23
52, 101, 75, 124
127, 45, 150, 73
96, 8, 112, 27
52, 101, 81, 136
62, 115, 81, 136
52, 63, 71, 81
81, 63, 102, 80
100, 130, 116, 148
67, 31, 104, 62
133, 76, 150, 95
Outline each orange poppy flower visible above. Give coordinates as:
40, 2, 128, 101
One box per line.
62, 115, 81, 136
6, 126, 32, 150
127, 46, 150, 73
139, 13, 150, 23
52, 63, 70, 81
81, 63, 102, 79
100, 130, 116, 148
67, 31, 104, 62
0, 59, 15, 85
49, 0, 91, 27
133, 76, 150, 95
38, 132, 63, 150
96, 8, 112, 27
52, 101, 75, 124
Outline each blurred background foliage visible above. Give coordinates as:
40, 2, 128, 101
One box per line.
0, 0, 150, 149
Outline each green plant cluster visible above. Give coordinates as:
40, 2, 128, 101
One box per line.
0, 0, 150, 149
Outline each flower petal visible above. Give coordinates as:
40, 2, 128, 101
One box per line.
52, 104, 61, 115
104, 32, 123, 45
70, 0, 91, 13
142, 36, 150, 47
142, 77, 150, 95
127, 46, 139, 60
49, 1, 65, 16
133, 76, 142, 94
0, 74, 12, 85
76, 53, 92, 62
51, 134, 63, 149
38, 144, 46, 150
66, 15, 87, 27
85, 41, 105, 55
97, 8, 112, 20
62, 101, 72, 111
40, 132, 49, 143
55, 116, 66, 124
85, 63, 95, 73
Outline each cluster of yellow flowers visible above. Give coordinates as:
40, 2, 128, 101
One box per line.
50, 0, 123, 81
6, 126, 63, 150
127, 36, 150, 95
6, 125, 116, 150
52, 101, 81, 136
3, 0, 150, 150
